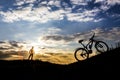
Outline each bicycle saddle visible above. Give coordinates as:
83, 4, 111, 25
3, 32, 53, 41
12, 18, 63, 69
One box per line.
78, 40, 84, 43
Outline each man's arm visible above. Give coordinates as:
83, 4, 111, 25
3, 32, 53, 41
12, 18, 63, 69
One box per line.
29, 49, 31, 54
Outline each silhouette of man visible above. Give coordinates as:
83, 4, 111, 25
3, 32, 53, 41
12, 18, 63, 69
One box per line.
28, 46, 35, 60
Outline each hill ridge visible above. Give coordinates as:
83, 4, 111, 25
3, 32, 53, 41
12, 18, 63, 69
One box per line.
0, 47, 120, 79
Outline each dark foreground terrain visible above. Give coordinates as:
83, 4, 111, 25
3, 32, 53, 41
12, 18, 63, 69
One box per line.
0, 47, 120, 80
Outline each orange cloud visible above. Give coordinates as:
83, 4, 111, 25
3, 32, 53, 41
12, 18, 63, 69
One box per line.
34, 53, 77, 65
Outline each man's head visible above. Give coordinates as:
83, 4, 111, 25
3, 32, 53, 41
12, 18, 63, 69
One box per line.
32, 46, 34, 49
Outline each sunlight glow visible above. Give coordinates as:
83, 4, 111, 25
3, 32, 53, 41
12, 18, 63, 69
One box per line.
26, 39, 48, 54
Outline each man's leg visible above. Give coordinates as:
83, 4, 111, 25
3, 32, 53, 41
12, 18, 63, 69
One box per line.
31, 54, 33, 60
28, 54, 30, 60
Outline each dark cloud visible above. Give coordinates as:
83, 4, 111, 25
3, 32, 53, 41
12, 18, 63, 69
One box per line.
0, 47, 13, 50
0, 40, 26, 51
0, 51, 18, 59
9, 41, 20, 48
42, 35, 74, 42
0, 41, 6, 44
0, 51, 11, 59
0, 50, 28, 60
8, 40, 26, 48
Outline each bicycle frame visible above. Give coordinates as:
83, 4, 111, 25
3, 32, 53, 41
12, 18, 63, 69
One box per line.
80, 40, 94, 51
79, 33, 96, 51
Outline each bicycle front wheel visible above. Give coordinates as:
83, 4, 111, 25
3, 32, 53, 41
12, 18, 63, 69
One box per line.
95, 41, 109, 53
74, 48, 89, 61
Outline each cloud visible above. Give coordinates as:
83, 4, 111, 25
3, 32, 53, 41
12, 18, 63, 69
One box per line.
41, 27, 120, 45
67, 8, 101, 22
91, 27, 120, 43
0, 40, 26, 52
14, 0, 36, 6
0, 0, 119, 23
0, 40, 28, 60
71, 0, 89, 6
0, 47, 13, 50
94, 0, 120, 19
0, 0, 111, 23
95, 0, 120, 5
0, 50, 28, 60
0, 41, 13, 51
41, 34, 74, 44
95, 0, 120, 10
0, 51, 11, 59
39, 27, 75, 46
47, 27, 62, 34
35, 53, 76, 64
0, 41, 6, 44
0, 5, 65, 23
95, 0, 104, 3
47, 0, 61, 8
9, 41, 22, 48
0, 40, 76, 64
107, 0, 120, 5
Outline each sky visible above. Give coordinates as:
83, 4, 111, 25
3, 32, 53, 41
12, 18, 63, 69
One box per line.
0, 0, 120, 64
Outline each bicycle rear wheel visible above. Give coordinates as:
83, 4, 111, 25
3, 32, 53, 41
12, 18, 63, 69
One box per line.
74, 48, 89, 61
95, 41, 109, 53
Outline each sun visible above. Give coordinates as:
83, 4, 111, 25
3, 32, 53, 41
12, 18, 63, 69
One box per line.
28, 40, 46, 54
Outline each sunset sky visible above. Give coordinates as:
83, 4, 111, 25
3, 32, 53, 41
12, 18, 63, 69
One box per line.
0, 0, 120, 64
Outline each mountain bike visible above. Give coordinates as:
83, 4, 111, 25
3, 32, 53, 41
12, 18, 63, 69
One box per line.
74, 32, 109, 61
